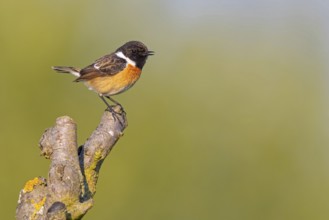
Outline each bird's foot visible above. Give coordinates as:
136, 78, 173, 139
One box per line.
106, 105, 126, 127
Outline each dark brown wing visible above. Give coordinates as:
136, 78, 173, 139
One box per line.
75, 53, 126, 82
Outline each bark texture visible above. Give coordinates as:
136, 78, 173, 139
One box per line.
16, 106, 127, 220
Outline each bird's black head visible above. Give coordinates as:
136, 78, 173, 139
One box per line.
116, 41, 154, 69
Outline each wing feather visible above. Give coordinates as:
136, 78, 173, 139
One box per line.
75, 53, 126, 82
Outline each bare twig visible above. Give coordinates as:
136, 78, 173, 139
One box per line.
16, 106, 127, 220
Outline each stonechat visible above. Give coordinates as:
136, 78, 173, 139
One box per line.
52, 41, 153, 114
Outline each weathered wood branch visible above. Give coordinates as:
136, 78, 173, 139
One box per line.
16, 106, 127, 220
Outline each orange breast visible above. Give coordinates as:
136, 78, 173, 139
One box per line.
85, 64, 142, 96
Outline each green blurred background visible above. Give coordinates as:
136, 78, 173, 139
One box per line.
1, 0, 329, 219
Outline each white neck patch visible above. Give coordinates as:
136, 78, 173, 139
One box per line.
115, 51, 136, 66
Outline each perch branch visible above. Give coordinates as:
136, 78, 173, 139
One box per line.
16, 106, 127, 220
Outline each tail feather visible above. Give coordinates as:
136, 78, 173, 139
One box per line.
52, 66, 81, 77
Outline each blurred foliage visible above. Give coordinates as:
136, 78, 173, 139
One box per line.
1, 0, 329, 219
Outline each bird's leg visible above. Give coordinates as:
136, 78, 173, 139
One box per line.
99, 95, 118, 118
99, 95, 113, 109
99, 95, 124, 126
106, 96, 125, 113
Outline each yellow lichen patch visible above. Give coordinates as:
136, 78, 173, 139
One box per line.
31, 197, 46, 219
85, 150, 103, 194
33, 197, 46, 211
61, 194, 79, 207
23, 177, 42, 193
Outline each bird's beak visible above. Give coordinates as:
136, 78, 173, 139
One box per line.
147, 51, 155, 56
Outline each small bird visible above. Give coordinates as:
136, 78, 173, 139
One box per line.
52, 40, 153, 114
